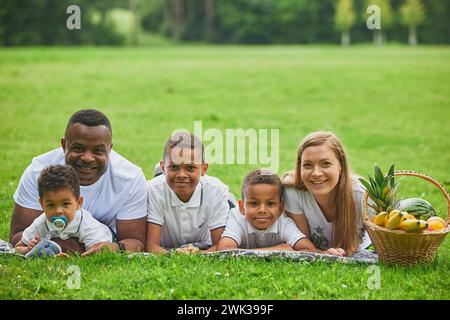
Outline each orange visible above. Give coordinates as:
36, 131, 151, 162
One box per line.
427, 220, 445, 231
406, 214, 415, 220
427, 216, 447, 227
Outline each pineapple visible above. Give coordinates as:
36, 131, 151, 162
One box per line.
359, 164, 400, 214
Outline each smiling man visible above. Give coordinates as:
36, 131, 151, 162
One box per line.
9, 109, 147, 255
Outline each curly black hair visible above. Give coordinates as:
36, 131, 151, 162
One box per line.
38, 165, 80, 199
241, 169, 284, 201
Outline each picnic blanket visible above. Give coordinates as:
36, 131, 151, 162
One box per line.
202, 249, 378, 264
1, 238, 378, 264
130, 249, 378, 264
0, 238, 62, 258
0, 239, 16, 255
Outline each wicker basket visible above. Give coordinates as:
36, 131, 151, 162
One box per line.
363, 170, 450, 266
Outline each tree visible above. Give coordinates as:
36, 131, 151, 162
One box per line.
205, 0, 215, 40
400, 0, 425, 46
165, 0, 185, 42
366, 0, 394, 45
334, 0, 356, 45
129, 0, 140, 46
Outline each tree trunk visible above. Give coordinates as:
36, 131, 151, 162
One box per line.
172, 0, 185, 42
129, 0, 139, 46
341, 30, 350, 46
408, 25, 417, 46
373, 29, 383, 45
205, 0, 215, 41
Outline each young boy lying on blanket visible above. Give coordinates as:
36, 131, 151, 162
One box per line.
217, 169, 344, 255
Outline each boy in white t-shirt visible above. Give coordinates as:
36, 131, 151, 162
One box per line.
218, 169, 346, 255
218, 169, 307, 251
146, 132, 231, 254
15, 165, 112, 256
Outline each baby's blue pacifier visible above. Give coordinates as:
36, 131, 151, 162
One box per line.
50, 216, 68, 231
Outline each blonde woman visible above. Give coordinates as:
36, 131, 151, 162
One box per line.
283, 131, 371, 256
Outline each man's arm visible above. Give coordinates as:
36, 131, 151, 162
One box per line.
200, 227, 225, 252
116, 216, 147, 251
9, 203, 41, 245
145, 222, 167, 254
81, 216, 147, 256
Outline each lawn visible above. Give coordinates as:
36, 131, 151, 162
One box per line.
0, 45, 449, 299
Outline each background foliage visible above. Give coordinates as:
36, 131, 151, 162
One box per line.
1, 0, 449, 46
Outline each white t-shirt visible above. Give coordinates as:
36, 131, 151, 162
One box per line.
13, 148, 148, 234
21, 209, 112, 249
222, 208, 306, 249
283, 177, 372, 251
147, 174, 230, 249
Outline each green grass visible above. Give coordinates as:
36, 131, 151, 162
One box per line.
0, 45, 449, 299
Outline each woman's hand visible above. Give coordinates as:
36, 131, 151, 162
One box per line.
324, 247, 346, 256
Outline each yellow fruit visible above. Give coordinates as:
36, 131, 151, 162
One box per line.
374, 211, 389, 227
417, 220, 428, 231
428, 220, 445, 231
388, 209, 401, 219
427, 216, 447, 227
386, 212, 406, 230
398, 219, 420, 232
406, 214, 415, 220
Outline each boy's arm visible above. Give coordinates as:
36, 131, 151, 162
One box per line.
11, 204, 85, 253
200, 227, 225, 252
14, 235, 41, 255
217, 236, 239, 251
9, 203, 41, 245
247, 243, 293, 251
217, 239, 292, 252
145, 223, 167, 254
14, 240, 31, 255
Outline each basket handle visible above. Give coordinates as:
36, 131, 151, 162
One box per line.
363, 170, 450, 224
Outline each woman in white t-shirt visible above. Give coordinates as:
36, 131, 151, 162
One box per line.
282, 131, 371, 257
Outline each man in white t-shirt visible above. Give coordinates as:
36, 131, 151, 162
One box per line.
9, 109, 147, 255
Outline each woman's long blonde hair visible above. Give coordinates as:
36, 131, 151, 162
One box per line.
283, 131, 359, 256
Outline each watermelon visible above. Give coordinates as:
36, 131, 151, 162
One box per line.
397, 198, 436, 220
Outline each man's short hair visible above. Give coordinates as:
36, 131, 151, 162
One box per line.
241, 169, 284, 200
65, 109, 112, 138
163, 132, 204, 163
38, 165, 80, 199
